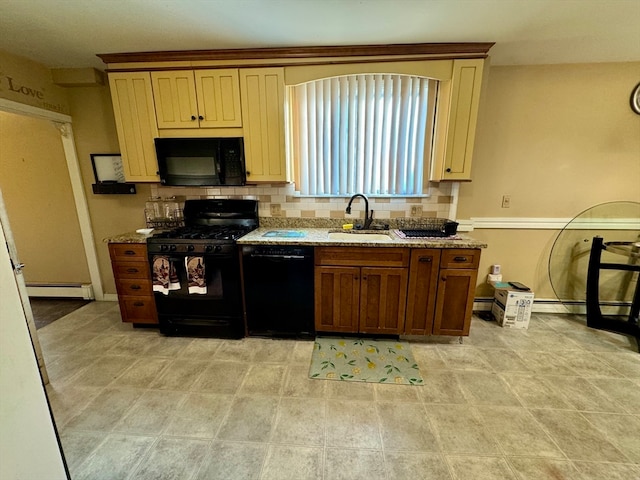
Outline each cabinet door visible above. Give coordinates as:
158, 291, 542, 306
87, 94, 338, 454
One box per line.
151, 71, 199, 128
108, 72, 160, 182
315, 266, 359, 333
441, 58, 484, 180
405, 249, 440, 335
239, 67, 287, 182
359, 267, 408, 335
195, 69, 242, 128
433, 268, 478, 336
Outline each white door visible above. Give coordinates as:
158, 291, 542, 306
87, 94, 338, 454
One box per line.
0, 188, 68, 479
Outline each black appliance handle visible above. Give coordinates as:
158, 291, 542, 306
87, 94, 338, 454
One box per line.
216, 142, 225, 184
249, 254, 308, 260
157, 255, 234, 263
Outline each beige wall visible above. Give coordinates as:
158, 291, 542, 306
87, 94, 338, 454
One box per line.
459, 62, 640, 298
65, 85, 152, 294
0, 111, 90, 284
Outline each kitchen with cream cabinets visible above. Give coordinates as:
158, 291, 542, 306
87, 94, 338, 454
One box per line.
1, 16, 635, 480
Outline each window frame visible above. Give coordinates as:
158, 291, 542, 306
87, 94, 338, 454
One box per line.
284, 58, 485, 194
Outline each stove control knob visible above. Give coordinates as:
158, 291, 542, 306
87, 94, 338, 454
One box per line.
160, 245, 168, 252
214, 245, 222, 253
169, 245, 177, 252
187, 245, 195, 252
205, 245, 213, 252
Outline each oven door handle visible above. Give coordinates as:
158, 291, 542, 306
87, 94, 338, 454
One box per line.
156, 255, 233, 262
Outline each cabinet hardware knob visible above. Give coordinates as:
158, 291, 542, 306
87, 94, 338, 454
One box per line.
130, 285, 141, 290
126, 268, 139, 273
133, 301, 144, 307
198, 115, 204, 120
246, 171, 250, 176
362, 276, 367, 280
446, 168, 452, 173
441, 276, 447, 281
419, 257, 432, 263
453, 256, 468, 262
191, 115, 196, 121
124, 250, 136, 255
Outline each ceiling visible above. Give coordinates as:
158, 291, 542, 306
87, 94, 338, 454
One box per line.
0, 0, 639, 70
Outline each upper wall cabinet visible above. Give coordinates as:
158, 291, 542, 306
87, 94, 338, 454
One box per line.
151, 69, 242, 129
431, 59, 485, 181
239, 68, 288, 183
108, 72, 160, 182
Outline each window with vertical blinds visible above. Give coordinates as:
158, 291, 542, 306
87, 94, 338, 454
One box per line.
289, 74, 437, 196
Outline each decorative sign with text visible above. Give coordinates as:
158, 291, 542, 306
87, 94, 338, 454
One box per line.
0, 62, 68, 114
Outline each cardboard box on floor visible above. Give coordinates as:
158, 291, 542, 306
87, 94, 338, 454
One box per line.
491, 285, 534, 329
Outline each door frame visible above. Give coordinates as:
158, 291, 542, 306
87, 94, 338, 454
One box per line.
0, 98, 104, 300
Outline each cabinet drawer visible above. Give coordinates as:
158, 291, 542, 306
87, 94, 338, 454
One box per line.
440, 249, 481, 269
315, 247, 410, 267
119, 296, 158, 324
109, 243, 148, 262
116, 278, 153, 296
112, 261, 151, 279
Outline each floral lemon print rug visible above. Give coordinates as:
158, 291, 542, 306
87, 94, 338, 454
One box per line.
309, 337, 423, 385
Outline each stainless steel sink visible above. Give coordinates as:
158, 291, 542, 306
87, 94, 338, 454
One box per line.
327, 231, 393, 242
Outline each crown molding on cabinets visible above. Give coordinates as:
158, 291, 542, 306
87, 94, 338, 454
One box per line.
97, 42, 495, 70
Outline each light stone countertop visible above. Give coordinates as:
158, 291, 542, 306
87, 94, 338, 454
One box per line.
104, 231, 153, 243
237, 227, 487, 249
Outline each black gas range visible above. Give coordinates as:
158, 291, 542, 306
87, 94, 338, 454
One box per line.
147, 199, 258, 337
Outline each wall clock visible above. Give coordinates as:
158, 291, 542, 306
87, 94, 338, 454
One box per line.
631, 82, 640, 115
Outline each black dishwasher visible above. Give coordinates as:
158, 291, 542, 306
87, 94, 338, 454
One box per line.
241, 245, 315, 338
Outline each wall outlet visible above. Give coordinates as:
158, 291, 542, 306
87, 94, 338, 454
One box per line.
501, 195, 511, 208
270, 204, 282, 216
410, 205, 423, 217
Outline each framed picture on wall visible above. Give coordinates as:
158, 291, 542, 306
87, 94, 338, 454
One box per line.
90, 154, 135, 194
90, 153, 126, 183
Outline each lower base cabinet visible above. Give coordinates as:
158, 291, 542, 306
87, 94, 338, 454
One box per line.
108, 243, 158, 324
315, 247, 410, 335
316, 246, 481, 336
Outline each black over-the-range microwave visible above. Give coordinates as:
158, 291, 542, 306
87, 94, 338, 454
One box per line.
155, 137, 246, 186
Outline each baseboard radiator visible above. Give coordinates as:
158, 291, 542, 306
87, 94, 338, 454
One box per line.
26, 283, 94, 300
474, 297, 632, 315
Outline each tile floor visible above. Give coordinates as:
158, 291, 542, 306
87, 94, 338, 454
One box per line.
37, 301, 640, 480
29, 297, 91, 329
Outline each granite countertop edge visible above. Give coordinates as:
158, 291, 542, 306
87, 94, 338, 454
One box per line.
105, 228, 487, 249
104, 231, 151, 243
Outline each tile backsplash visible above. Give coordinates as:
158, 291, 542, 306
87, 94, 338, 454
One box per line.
150, 182, 455, 221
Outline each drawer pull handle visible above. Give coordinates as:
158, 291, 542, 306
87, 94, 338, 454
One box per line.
126, 268, 139, 273
419, 257, 432, 263
124, 250, 136, 256
133, 301, 144, 307
453, 256, 468, 262
130, 285, 142, 290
